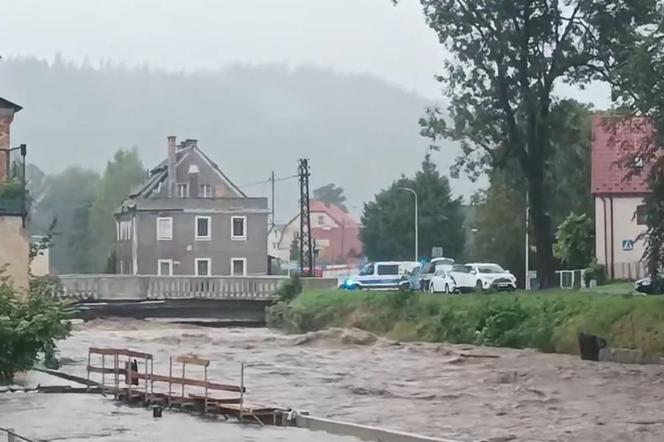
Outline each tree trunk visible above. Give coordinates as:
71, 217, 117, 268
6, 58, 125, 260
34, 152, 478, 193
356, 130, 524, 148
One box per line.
529, 174, 555, 288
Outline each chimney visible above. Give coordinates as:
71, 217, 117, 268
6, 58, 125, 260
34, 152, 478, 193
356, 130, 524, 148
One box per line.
0, 98, 22, 182
167, 136, 176, 197
188, 164, 200, 198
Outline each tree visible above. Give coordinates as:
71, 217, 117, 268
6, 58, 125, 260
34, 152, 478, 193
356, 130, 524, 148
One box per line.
89, 149, 145, 271
467, 171, 526, 286
553, 212, 594, 270
405, 0, 657, 287
466, 100, 594, 286
313, 183, 348, 212
360, 155, 464, 261
0, 277, 71, 382
605, 16, 664, 282
31, 167, 100, 273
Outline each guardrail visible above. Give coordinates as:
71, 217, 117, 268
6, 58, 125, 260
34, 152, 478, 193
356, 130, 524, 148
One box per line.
58, 274, 288, 301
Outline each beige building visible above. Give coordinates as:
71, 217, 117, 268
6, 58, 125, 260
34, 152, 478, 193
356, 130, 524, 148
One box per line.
0, 97, 29, 292
591, 116, 649, 280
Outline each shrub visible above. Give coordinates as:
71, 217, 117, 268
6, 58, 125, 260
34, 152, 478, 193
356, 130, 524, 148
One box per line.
584, 260, 606, 286
553, 212, 594, 269
274, 273, 303, 303
0, 277, 71, 383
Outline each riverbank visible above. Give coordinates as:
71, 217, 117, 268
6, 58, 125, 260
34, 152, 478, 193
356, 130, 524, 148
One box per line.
267, 287, 664, 355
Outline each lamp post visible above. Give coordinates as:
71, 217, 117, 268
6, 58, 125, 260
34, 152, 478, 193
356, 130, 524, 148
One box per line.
525, 191, 530, 290
398, 187, 418, 261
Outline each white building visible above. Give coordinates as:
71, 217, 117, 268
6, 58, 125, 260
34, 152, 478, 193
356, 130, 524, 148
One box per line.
591, 116, 649, 280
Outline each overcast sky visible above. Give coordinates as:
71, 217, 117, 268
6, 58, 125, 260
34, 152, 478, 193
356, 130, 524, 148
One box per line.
0, 0, 611, 105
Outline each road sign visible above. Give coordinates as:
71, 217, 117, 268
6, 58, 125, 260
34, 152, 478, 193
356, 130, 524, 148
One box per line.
622, 240, 634, 251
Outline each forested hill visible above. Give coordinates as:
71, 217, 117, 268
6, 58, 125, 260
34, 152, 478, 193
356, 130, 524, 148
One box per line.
0, 56, 474, 218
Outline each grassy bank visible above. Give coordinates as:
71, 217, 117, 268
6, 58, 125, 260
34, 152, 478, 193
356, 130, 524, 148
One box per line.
267, 287, 664, 355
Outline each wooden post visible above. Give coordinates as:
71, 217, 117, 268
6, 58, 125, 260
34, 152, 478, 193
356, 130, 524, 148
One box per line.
114, 353, 119, 398
168, 356, 173, 407
126, 356, 132, 401
150, 358, 154, 400
7, 428, 15, 442
144, 355, 149, 404
239, 362, 245, 421
86, 350, 91, 392
101, 354, 106, 395
181, 362, 185, 402
204, 365, 208, 415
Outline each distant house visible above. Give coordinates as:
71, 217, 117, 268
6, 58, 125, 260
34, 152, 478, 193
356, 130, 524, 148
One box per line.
591, 116, 651, 280
272, 201, 362, 266
115, 137, 269, 276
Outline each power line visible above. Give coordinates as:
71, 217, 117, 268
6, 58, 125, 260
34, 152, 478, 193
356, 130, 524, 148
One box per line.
238, 174, 297, 189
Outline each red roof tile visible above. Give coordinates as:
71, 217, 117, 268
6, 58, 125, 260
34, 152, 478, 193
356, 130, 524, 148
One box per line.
591, 116, 651, 195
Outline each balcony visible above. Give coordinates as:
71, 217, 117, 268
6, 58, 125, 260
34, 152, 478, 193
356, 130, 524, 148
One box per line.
0, 144, 27, 218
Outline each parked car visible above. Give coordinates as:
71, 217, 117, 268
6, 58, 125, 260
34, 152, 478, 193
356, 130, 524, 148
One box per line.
340, 261, 420, 290
418, 257, 455, 291
429, 269, 456, 294
449, 263, 517, 292
635, 277, 664, 295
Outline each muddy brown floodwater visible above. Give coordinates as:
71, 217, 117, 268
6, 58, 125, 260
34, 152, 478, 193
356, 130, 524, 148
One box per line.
3, 320, 664, 442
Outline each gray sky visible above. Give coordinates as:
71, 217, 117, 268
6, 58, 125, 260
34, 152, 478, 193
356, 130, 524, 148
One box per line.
0, 0, 611, 105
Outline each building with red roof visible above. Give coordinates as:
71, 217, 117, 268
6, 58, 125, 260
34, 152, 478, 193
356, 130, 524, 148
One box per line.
270, 200, 363, 266
591, 116, 651, 279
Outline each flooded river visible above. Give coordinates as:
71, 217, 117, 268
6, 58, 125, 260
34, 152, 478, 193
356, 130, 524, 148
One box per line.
2, 319, 664, 441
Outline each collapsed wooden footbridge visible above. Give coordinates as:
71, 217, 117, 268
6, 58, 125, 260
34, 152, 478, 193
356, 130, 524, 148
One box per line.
86, 347, 288, 425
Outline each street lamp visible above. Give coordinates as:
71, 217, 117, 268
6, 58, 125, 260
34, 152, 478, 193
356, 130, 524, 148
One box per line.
397, 187, 418, 261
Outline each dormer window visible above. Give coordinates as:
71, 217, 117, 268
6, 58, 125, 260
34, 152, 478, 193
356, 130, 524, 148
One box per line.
177, 183, 188, 198
200, 184, 214, 198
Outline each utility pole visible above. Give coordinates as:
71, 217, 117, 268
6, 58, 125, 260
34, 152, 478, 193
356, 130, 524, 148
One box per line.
270, 171, 275, 229
298, 159, 314, 277
525, 192, 530, 290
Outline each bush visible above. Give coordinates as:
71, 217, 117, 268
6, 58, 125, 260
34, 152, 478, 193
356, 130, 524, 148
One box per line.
584, 260, 606, 286
0, 277, 71, 383
274, 273, 303, 303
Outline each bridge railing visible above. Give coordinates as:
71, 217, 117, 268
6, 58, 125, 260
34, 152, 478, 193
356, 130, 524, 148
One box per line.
58, 274, 288, 301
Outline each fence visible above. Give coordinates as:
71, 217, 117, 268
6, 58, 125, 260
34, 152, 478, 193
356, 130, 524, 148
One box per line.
58, 275, 288, 301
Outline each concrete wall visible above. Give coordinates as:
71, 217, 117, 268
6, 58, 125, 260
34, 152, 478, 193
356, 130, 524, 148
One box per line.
0, 216, 29, 292
595, 195, 647, 279
133, 210, 268, 275
30, 247, 50, 276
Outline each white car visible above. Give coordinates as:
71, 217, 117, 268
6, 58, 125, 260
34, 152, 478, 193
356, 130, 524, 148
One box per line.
449, 263, 517, 292
429, 269, 456, 294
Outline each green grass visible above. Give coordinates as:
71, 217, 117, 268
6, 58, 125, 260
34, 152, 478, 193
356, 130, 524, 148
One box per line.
267, 287, 664, 355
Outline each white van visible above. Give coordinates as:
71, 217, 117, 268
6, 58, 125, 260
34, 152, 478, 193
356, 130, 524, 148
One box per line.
341, 261, 420, 290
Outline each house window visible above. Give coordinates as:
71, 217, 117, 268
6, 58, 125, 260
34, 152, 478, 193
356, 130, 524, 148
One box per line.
157, 217, 173, 240
195, 258, 211, 276
231, 258, 246, 276
318, 215, 325, 225
158, 259, 173, 276
195, 216, 211, 240
636, 205, 647, 225
231, 216, 247, 240
177, 183, 188, 198
200, 184, 214, 198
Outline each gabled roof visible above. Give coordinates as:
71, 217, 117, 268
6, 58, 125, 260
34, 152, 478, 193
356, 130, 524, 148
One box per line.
591, 116, 651, 195
0, 97, 22, 112
309, 200, 359, 227
133, 141, 246, 199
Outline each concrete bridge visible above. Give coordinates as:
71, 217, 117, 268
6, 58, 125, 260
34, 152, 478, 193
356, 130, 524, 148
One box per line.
58, 274, 335, 324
